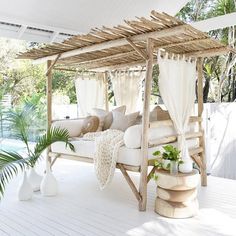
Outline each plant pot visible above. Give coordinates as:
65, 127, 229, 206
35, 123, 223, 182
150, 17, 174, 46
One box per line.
162, 160, 170, 170
28, 167, 42, 192
179, 159, 193, 173
170, 161, 178, 175
18, 171, 33, 201
40, 161, 58, 196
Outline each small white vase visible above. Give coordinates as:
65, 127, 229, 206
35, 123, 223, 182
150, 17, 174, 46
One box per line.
40, 161, 58, 196
28, 167, 42, 192
18, 171, 33, 201
162, 160, 171, 170
179, 159, 193, 173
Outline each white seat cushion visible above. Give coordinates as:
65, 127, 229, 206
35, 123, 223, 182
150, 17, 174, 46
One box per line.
51, 139, 198, 167
124, 124, 196, 149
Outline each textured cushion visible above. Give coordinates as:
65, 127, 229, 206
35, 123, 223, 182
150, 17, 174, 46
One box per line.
110, 111, 140, 131
91, 105, 126, 130
150, 106, 170, 121
81, 116, 99, 134
52, 119, 84, 137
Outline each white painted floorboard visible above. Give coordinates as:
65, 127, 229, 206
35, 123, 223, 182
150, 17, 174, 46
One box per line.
1, 159, 236, 236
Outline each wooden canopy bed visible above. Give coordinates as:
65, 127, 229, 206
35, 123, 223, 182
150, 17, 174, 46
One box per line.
18, 11, 235, 211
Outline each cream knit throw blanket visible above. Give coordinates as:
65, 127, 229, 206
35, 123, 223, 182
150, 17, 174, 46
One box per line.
84, 129, 124, 189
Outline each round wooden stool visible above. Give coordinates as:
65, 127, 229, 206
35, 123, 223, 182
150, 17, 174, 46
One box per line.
155, 169, 200, 218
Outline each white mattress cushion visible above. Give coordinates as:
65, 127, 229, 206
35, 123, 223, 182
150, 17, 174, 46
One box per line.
51, 138, 198, 167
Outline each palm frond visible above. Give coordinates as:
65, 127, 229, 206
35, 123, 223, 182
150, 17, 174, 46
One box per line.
31, 127, 75, 165
5, 102, 37, 154
0, 151, 29, 200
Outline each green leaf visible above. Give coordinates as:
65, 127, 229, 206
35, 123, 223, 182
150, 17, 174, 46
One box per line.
153, 150, 161, 156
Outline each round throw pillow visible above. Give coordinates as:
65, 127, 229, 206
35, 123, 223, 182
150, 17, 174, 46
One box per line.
81, 116, 99, 134
124, 125, 142, 148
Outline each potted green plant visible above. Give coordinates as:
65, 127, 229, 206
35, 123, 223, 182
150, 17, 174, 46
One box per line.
0, 101, 74, 201
153, 145, 183, 175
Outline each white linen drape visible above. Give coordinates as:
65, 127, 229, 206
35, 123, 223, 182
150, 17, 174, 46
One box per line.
75, 73, 105, 117
158, 53, 196, 163
111, 71, 143, 113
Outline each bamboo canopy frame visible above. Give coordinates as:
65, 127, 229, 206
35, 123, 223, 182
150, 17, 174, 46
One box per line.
18, 11, 235, 211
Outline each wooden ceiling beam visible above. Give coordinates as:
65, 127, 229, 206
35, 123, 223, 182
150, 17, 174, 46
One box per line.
71, 51, 138, 66
154, 38, 211, 49
125, 38, 148, 60
185, 46, 231, 57
45, 53, 61, 76
34, 25, 187, 64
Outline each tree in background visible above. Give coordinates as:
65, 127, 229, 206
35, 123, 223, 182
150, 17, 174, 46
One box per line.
0, 38, 77, 106
178, 0, 236, 102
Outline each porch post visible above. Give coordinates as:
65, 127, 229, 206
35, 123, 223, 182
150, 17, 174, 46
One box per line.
197, 57, 207, 186
104, 71, 109, 111
46, 60, 53, 164
139, 38, 153, 211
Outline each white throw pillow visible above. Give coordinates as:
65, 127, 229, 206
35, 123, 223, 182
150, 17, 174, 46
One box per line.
110, 111, 140, 131
124, 125, 142, 148
52, 119, 84, 137
91, 105, 126, 130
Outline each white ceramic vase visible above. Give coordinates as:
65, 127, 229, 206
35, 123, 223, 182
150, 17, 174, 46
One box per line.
162, 160, 171, 170
18, 171, 33, 201
179, 159, 193, 173
40, 161, 58, 196
28, 167, 42, 192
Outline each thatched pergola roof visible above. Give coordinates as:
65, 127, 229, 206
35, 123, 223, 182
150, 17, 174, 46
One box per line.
18, 11, 235, 71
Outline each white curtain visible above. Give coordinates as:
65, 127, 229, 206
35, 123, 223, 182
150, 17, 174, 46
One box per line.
75, 73, 105, 117
158, 53, 196, 161
111, 70, 144, 113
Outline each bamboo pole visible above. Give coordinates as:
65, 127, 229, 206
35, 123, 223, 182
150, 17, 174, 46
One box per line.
104, 72, 109, 111
34, 25, 187, 64
118, 164, 141, 201
46, 54, 61, 76
126, 38, 148, 60
139, 38, 154, 211
47, 60, 53, 165
197, 57, 207, 186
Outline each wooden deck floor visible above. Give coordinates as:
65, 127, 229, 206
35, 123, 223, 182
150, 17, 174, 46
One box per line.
0, 159, 236, 236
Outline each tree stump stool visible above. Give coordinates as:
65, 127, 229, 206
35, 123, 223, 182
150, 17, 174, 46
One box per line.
155, 169, 200, 218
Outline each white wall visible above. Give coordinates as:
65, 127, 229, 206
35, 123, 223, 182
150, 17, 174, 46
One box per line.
202, 103, 236, 180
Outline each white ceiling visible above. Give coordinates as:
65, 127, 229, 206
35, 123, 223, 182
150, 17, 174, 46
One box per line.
0, 0, 235, 43
0, 0, 189, 42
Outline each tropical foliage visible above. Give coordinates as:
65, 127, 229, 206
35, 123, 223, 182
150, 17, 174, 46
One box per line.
177, 0, 236, 102
0, 99, 75, 200
0, 124, 74, 200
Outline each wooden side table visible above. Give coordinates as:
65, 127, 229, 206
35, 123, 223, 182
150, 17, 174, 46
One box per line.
155, 169, 200, 218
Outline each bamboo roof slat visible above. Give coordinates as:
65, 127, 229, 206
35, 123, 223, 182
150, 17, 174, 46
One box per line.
18, 11, 234, 70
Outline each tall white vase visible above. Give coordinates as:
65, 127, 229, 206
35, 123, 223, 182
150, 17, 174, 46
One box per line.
28, 167, 42, 192
18, 171, 33, 201
40, 161, 58, 196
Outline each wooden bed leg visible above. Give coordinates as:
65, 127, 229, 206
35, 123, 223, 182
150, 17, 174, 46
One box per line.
147, 166, 156, 183
139, 38, 154, 211
50, 154, 59, 169
197, 57, 207, 186
118, 164, 141, 201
